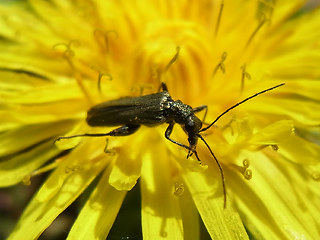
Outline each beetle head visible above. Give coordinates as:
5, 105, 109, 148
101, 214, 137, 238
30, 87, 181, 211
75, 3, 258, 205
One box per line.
184, 115, 202, 149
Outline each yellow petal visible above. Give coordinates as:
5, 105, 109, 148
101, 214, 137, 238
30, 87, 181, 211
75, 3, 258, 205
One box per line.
36, 138, 108, 202
278, 134, 320, 164
269, 79, 320, 101
1, 82, 84, 104
7, 154, 106, 240
0, 100, 85, 130
67, 164, 126, 240
230, 151, 318, 239
0, 121, 75, 157
108, 137, 143, 191
249, 120, 294, 146
0, 141, 60, 186
182, 166, 249, 240
177, 187, 200, 240
141, 144, 184, 239
245, 97, 320, 126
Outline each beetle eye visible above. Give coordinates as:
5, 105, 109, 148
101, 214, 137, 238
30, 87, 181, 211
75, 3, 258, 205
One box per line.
185, 116, 195, 132
185, 115, 202, 133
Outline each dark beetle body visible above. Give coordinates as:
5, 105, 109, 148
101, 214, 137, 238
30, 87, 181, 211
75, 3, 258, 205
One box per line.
87, 92, 171, 127
56, 82, 284, 209
86, 83, 205, 150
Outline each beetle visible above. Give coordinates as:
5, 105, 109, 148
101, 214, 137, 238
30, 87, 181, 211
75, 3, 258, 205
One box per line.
55, 82, 284, 207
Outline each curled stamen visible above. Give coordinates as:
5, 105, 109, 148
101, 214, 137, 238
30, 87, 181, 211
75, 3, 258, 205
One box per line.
215, 0, 224, 35
173, 182, 185, 196
97, 72, 112, 94
240, 64, 252, 92
221, 117, 236, 135
212, 52, 227, 77
160, 46, 181, 82
94, 29, 118, 52
104, 138, 117, 155
164, 46, 180, 73
53, 41, 93, 104
131, 84, 153, 96
151, 66, 162, 82
89, 65, 113, 94
271, 144, 279, 151
246, 14, 269, 47
155, 46, 180, 84
52, 40, 80, 60
259, 0, 275, 23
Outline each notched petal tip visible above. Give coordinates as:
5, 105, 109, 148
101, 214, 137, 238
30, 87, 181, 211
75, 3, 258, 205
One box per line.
109, 173, 140, 191
250, 120, 295, 146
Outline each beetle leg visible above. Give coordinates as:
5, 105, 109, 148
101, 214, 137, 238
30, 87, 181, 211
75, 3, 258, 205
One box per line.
54, 124, 140, 143
105, 124, 140, 136
165, 122, 201, 162
192, 105, 208, 123
165, 122, 188, 150
192, 105, 207, 113
158, 82, 168, 92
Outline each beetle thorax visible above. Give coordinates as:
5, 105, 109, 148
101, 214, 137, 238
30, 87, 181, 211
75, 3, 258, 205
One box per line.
165, 100, 192, 123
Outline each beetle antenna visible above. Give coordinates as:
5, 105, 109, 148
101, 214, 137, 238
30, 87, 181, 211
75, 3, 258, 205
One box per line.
54, 133, 112, 144
200, 83, 285, 133
197, 133, 227, 208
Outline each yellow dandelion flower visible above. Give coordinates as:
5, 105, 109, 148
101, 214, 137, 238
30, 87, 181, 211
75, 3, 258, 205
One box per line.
1, 0, 320, 239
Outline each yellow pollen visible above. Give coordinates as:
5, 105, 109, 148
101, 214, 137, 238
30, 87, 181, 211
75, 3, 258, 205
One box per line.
243, 169, 253, 180
232, 159, 253, 180
242, 159, 253, 180
22, 175, 31, 186
243, 159, 250, 168
230, 159, 253, 180
311, 172, 320, 182
65, 165, 82, 174
173, 182, 185, 196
